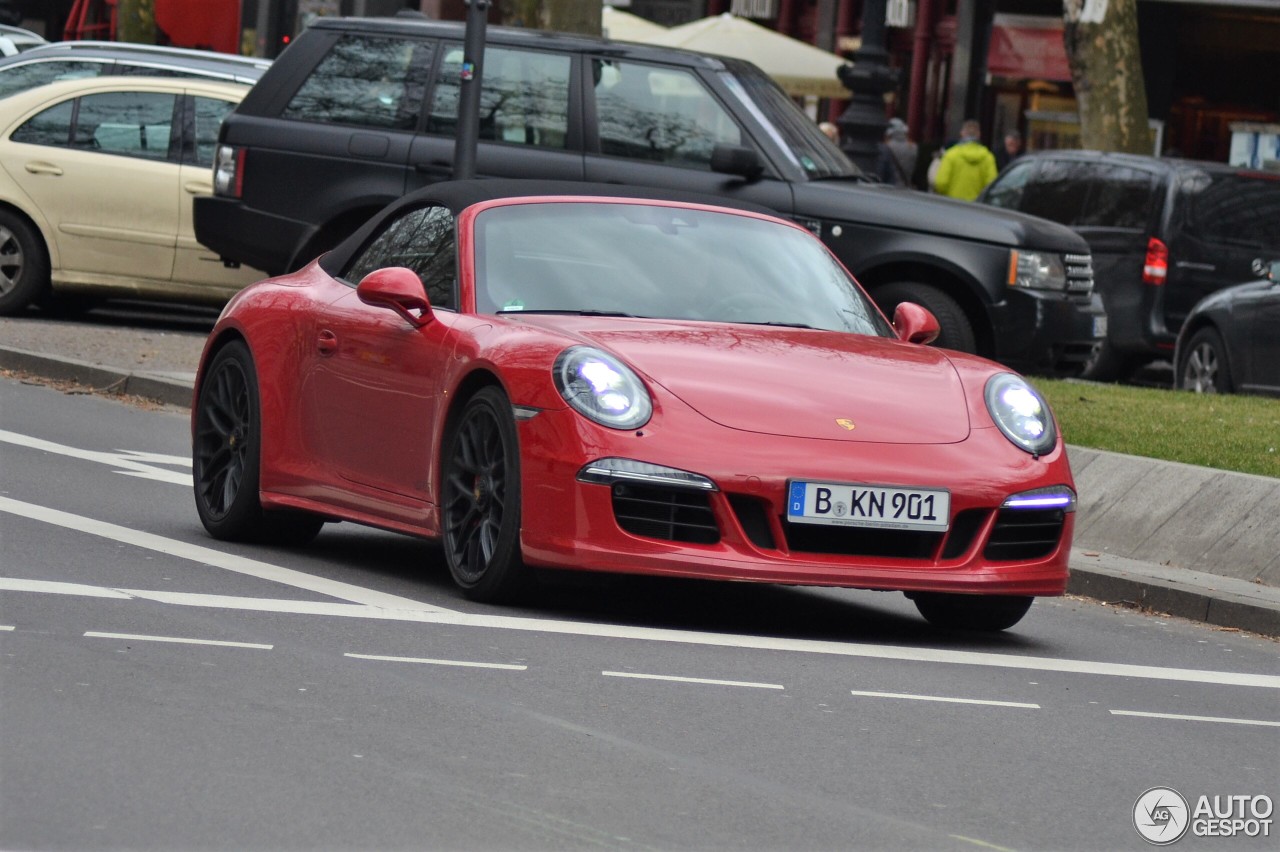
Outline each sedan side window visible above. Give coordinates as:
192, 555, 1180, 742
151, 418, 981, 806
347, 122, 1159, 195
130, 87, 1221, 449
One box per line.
1018, 160, 1091, 225
345, 205, 456, 310
282, 35, 432, 131
427, 45, 571, 149
13, 91, 178, 161
592, 60, 742, 170
71, 91, 177, 161
189, 95, 236, 168
10, 99, 74, 146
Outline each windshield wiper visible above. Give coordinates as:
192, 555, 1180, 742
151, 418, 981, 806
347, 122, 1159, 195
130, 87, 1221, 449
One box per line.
742, 320, 815, 329
497, 309, 643, 318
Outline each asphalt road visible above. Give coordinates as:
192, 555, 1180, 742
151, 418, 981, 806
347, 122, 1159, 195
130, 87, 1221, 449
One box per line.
2, 365, 1277, 851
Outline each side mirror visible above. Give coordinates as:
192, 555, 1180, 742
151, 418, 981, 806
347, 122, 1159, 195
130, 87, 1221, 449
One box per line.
710, 143, 764, 180
357, 267, 433, 327
893, 301, 940, 345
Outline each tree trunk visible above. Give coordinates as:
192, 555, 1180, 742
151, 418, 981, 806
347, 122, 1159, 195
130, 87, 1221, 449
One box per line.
500, 0, 600, 36
1062, 0, 1151, 153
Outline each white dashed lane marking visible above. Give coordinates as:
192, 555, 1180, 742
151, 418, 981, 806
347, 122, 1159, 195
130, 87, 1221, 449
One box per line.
850, 689, 1040, 709
1109, 709, 1280, 728
84, 631, 273, 650
345, 653, 527, 670
602, 671, 785, 690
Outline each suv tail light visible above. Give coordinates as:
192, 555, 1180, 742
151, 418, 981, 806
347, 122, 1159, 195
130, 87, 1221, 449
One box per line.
1142, 237, 1168, 285
213, 145, 245, 198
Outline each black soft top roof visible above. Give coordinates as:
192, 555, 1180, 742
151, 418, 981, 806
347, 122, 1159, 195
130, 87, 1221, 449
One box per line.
319, 179, 782, 275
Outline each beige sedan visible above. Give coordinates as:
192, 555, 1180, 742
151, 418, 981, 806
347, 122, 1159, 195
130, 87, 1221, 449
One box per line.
0, 76, 264, 316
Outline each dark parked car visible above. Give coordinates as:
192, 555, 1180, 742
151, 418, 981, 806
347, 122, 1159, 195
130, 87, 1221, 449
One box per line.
981, 150, 1280, 380
1175, 258, 1280, 396
194, 16, 1101, 375
0, 41, 271, 100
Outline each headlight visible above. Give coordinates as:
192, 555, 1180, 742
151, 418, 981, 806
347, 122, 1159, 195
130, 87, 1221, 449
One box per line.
1007, 250, 1067, 291
553, 346, 652, 430
985, 373, 1056, 455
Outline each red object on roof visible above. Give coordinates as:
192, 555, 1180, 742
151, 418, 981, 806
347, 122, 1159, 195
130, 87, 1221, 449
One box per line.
155, 0, 241, 54
987, 15, 1073, 83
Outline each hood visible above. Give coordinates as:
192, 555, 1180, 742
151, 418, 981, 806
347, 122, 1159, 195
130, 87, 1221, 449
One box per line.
791, 179, 1087, 252
519, 318, 972, 444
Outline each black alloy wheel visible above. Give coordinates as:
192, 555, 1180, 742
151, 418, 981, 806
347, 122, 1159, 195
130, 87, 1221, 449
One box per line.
911, 593, 1034, 632
441, 386, 530, 602
193, 340, 322, 544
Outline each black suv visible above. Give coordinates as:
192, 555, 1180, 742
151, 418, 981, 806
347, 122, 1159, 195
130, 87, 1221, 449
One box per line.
195, 16, 1100, 373
981, 150, 1280, 380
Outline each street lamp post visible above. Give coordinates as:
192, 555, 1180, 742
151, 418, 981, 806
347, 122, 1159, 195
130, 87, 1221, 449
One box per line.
837, 0, 899, 173
453, 0, 490, 181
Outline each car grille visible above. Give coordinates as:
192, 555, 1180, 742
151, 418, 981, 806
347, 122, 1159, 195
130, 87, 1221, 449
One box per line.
984, 508, 1066, 561
1064, 253, 1094, 301
612, 483, 720, 544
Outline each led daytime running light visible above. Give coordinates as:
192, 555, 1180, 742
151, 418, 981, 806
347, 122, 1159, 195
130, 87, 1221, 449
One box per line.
1002, 486, 1076, 512
577, 458, 717, 491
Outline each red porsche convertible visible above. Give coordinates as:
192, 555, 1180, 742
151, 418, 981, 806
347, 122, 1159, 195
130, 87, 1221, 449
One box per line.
192, 181, 1076, 631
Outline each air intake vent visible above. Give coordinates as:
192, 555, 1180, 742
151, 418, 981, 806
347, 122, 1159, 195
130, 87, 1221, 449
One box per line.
984, 509, 1065, 561
612, 483, 719, 544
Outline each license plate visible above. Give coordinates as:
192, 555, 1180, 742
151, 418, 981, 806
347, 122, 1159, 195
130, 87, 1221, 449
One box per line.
787, 480, 950, 532
1093, 315, 1108, 338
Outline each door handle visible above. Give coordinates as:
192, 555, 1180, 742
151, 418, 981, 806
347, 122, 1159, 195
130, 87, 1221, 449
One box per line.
317, 329, 338, 356
24, 161, 63, 176
184, 180, 212, 194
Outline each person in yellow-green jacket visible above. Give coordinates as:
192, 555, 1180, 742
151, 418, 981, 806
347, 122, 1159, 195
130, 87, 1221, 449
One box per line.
934, 119, 997, 201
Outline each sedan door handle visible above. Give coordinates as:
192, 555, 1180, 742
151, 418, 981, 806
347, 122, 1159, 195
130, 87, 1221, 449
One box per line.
317, 329, 338, 356
24, 161, 63, 176
184, 180, 213, 194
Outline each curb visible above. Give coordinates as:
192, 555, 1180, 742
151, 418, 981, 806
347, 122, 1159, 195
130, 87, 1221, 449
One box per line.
4, 344, 1278, 638
0, 346, 194, 409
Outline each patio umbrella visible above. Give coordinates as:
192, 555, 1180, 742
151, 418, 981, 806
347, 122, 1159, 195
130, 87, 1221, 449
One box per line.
601, 7, 669, 41
648, 13, 850, 99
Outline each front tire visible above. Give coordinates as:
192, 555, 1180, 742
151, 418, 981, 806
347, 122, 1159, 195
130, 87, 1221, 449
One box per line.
911, 593, 1034, 632
192, 340, 323, 545
0, 211, 51, 316
1178, 327, 1231, 394
441, 386, 530, 602
1080, 338, 1144, 382
874, 282, 976, 353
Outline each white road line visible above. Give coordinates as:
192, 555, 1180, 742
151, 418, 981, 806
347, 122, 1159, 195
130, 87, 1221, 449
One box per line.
345, 653, 527, 670
0, 625, 13, 631
1110, 709, 1280, 727
6, 576, 1280, 691
0, 429, 192, 485
1, 578, 135, 598
84, 631, 272, 650
850, 689, 1040, 709
0, 496, 452, 612
603, 671, 785, 689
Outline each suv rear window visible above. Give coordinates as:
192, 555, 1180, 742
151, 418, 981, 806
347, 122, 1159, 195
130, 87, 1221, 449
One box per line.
282, 35, 430, 131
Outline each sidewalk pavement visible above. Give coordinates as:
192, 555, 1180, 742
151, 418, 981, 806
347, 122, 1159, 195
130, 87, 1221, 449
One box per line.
2, 327, 1277, 638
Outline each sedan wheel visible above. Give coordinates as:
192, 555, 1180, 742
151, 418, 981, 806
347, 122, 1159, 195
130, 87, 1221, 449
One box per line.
193, 340, 322, 544
0, 212, 51, 316
911, 593, 1034, 632
442, 387, 530, 601
1179, 327, 1231, 394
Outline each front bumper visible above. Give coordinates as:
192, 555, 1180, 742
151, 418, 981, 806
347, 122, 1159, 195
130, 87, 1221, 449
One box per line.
991, 290, 1107, 375
515, 408, 1073, 597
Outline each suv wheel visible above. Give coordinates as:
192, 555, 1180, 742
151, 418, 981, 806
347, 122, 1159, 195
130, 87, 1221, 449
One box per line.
1179, 327, 1232, 394
874, 282, 976, 353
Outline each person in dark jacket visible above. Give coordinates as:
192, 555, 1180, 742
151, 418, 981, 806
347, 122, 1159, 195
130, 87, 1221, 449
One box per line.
875, 117, 918, 188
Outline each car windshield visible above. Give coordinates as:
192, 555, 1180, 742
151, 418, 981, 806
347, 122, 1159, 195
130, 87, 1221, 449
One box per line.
473, 201, 892, 337
719, 65, 859, 181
